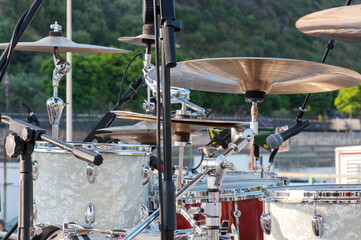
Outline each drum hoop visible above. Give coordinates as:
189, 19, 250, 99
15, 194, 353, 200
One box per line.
34, 141, 152, 155
261, 187, 361, 204
183, 181, 284, 204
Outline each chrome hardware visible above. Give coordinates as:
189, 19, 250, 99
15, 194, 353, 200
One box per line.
86, 164, 97, 183
50, 21, 62, 32
32, 160, 39, 180
46, 96, 66, 139
232, 209, 241, 218
142, 100, 155, 113
33, 200, 37, 220
312, 215, 324, 237
201, 202, 221, 228
260, 213, 272, 235
85, 203, 95, 224
312, 200, 323, 237
46, 97, 65, 125
141, 165, 151, 185
107, 229, 127, 239
188, 207, 201, 217
139, 204, 149, 222
220, 220, 229, 235
232, 201, 241, 235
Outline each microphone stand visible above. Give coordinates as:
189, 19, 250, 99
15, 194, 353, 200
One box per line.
296, 0, 352, 124
157, 0, 181, 239
0, 114, 103, 240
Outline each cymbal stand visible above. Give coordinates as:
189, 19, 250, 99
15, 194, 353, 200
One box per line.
0, 114, 102, 240
46, 22, 71, 139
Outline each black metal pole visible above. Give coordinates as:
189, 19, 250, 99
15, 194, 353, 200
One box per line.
18, 142, 34, 240
158, 0, 180, 239
160, 49, 175, 240
153, 0, 165, 236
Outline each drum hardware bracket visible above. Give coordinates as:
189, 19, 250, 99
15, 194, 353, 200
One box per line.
86, 164, 97, 183
231, 202, 241, 236
260, 200, 272, 235
312, 200, 323, 237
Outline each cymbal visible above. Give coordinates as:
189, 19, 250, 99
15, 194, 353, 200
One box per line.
112, 111, 248, 129
95, 121, 203, 144
0, 36, 130, 53
146, 57, 361, 95
296, 5, 361, 42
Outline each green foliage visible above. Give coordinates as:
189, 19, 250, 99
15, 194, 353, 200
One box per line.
335, 86, 361, 115
0, 72, 47, 111
0, 0, 360, 118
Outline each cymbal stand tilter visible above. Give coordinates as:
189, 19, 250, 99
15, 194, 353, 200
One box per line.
46, 22, 71, 139
0, 114, 103, 240
143, 64, 209, 117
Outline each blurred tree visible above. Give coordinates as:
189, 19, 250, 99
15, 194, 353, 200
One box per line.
335, 85, 361, 115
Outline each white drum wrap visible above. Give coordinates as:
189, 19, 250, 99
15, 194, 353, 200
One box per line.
32, 142, 152, 230
260, 184, 361, 240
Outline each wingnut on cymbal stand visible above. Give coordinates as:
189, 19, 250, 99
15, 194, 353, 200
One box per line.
0, 114, 103, 240
46, 22, 70, 139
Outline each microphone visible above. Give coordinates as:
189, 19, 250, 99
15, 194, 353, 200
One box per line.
266, 120, 310, 149
22, 103, 40, 126
117, 76, 144, 107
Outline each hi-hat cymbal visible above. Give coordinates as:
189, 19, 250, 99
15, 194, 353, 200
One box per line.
146, 57, 361, 95
0, 35, 130, 53
95, 121, 204, 144
112, 111, 248, 129
296, 5, 361, 42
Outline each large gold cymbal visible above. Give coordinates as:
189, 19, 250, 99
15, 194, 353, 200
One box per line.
147, 57, 361, 94
296, 5, 361, 42
112, 111, 248, 129
96, 121, 207, 145
0, 35, 130, 53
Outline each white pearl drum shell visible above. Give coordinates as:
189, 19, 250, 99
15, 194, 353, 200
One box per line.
32, 142, 151, 230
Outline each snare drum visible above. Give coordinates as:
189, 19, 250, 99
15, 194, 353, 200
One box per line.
177, 171, 284, 240
32, 142, 152, 230
260, 184, 361, 240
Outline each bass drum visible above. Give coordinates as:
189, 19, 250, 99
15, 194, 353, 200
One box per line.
177, 171, 284, 240
32, 142, 152, 230
260, 184, 361, 240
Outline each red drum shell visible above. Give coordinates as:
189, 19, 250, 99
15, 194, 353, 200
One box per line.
177, 171, 283, 240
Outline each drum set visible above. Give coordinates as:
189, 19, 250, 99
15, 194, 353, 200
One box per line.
2, 2, 361, 240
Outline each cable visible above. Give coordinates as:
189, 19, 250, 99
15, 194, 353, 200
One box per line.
0, 0, 45, 83
114, 52, 144, 110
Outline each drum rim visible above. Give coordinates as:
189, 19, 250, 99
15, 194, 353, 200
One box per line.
34, 141, 152, 155
183, 180, 284, 204
261, 184, 361, 203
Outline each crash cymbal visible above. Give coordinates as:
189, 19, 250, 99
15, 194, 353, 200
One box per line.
146, 57, 361, 95
112, 111, 248, 129
296, 5, 361, 42
96, 121, 203, 144
0, 35, 130, 53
